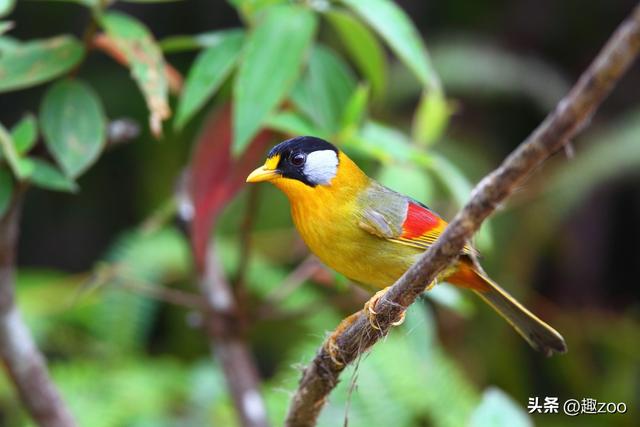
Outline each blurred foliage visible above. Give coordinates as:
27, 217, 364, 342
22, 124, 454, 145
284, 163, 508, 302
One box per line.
0, 0, 639, 426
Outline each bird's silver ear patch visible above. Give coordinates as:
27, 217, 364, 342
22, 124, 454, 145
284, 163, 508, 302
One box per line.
303, 150, 339, 185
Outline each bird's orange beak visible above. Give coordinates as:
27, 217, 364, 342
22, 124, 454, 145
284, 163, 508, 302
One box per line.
246, 156, 281, 183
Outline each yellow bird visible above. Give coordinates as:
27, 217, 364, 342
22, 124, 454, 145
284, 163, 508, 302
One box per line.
247, 136, 566, 356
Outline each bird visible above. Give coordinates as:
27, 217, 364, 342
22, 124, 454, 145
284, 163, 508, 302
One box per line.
246, 136, 567, 357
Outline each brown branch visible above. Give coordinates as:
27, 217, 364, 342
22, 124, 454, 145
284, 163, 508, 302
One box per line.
285, 4, 640, 426
0, 189, 76, 427
198, 246, 270, 427
176, 107, 272, 427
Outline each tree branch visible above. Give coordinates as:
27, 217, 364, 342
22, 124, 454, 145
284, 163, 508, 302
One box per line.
0, 189, 76, 427
285, 4, 640, 426
198, 245, 270, 427
176, 105, 273, 427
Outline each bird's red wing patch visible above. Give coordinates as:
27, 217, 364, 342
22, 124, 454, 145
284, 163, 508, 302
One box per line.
401, 201, 444, 239
392, 201, 478, 255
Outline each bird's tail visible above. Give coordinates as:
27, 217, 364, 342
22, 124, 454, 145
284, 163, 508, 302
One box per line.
446, 259, 567, 356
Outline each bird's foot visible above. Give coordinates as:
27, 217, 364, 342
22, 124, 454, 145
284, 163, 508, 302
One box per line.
364, 287, 406, 331
323, 312, 360, 367
323, 287, 410, 366
325, 333, 344, 367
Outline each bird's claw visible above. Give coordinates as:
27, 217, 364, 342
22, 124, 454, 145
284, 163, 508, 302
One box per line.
391, 311, 406, 326
322, 287, 409, 366
324, 332, 344, 367
364, 288, 405, 331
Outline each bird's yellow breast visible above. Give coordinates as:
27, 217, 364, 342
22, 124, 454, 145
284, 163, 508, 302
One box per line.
271, 152, 420, 290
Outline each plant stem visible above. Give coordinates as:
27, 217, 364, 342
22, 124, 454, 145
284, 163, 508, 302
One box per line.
0, 188, 76, 427
198, 245, 270, 427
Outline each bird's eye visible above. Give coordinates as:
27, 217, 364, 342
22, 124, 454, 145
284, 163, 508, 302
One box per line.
290, 153, 306, 167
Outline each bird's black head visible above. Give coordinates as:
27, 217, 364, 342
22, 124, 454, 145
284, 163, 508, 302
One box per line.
263, 136, 339, 187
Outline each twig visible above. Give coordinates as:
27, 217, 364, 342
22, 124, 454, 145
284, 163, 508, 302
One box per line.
264, 255, 321, 306
0, 189, 76, 427
285, 4, 640, 426
71, 264, 203, 311
138, 198, 177, 235
117, 278, 205, 310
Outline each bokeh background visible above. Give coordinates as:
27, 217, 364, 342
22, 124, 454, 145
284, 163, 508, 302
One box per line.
1, 0, 639, 426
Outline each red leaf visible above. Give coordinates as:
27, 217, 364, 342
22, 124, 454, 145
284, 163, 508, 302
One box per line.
187, 103, 272, 271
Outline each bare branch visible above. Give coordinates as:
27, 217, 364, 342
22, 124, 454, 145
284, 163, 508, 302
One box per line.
0, 189, 76, 427
285, 4, 640, 426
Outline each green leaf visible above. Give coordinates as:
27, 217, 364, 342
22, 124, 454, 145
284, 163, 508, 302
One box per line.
432, 39, 569, 111
340, 0, 439, 91
228, 0, 288, 22
0, 35, 18, 50
54, 0, 101, 7
233, 4, 317, 154
547, 111, 640, 216
347, 120, 430, 165
428, 153, 470, 207
426, 284, 474, 316
0, 0, 15, 18
11, 113, 38, 154
413, 89, 450, 146
325, 9, 386, 100
0, 167, 12, 217
265, 111, 327, 138
159, 35, 199, 53
340, 83, 369, 133
175, 30, 244, 130
121, 0, 183, 3
21, 158, 77, 192
0, 35, 84, 93
0, 21, 13, 35
468, 387, 532, 427
40, 80, 106, 178
428, 152, 494, 251
291, 45, 356, 134
160, 29, 242, 53
100, 12, 170, 137
0, 122, 26, 178
377, 163, 434, 203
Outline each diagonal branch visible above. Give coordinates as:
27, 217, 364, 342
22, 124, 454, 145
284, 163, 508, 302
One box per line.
0, 188, 76, 427
285, 4, 640, 426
